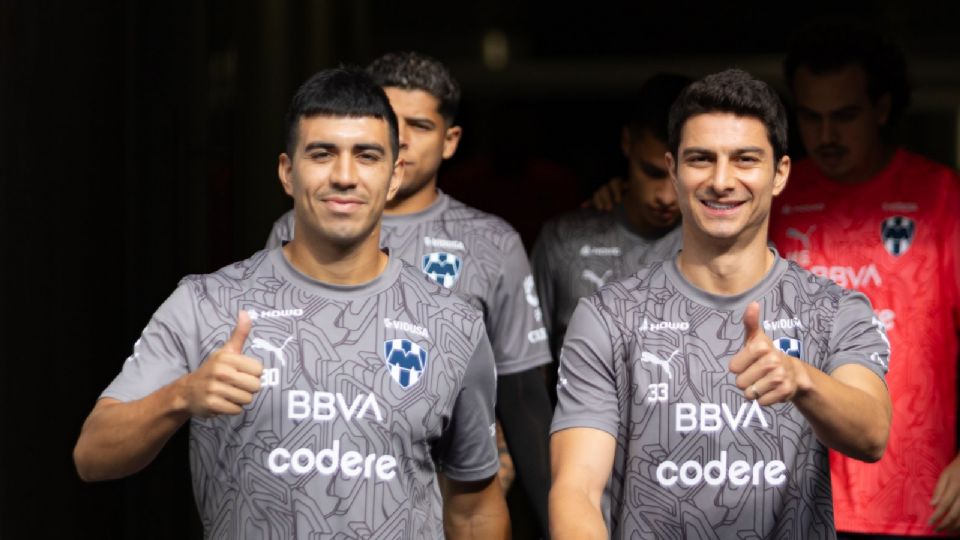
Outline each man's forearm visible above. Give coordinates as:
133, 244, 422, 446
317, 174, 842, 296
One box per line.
444, 502, 510, 540
496, 368, 552, 533
74, 380, 191, 481
792, 361, 890, 462
443, 476, 510, 540
549, 481, 607, 540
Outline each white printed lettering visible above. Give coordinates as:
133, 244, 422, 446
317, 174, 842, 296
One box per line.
266, 441, 397, 481
287, 391, 384, 423
675, 402, 769, 432
655, 451, 787, 488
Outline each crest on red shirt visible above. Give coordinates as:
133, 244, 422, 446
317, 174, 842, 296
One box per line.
880, 216, 915, 256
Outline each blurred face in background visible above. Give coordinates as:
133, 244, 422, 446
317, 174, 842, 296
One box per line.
621, 128, 680, 236
792, 64, 890, 183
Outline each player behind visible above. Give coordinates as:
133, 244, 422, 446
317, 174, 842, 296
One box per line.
266, 51, 554, 537
531, 73, 690, 374
73, 67, 509, 539
772, 20, 960, 537
549, 68, 892, 539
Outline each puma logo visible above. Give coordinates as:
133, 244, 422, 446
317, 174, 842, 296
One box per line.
640, 349, 680, 379
251, 336, 294, 366
786, 225, 816, 250
581, 269, 613, 289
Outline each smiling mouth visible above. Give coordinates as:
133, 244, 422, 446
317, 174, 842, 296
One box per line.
322, 198, 365, 212
700, 200, 745, 212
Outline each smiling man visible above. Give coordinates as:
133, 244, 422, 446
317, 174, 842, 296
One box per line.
267, 52, 554, 537
549, 69, 891, 539
73, 68, 508, 539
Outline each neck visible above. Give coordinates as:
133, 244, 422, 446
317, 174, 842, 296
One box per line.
622, 194, 674, 240
283, 225, 388, 285
676, 221, 774, 296
384, 177, 439, 215
831, 143, 894, 185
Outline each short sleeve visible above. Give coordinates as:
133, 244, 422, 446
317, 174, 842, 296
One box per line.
101, 284, 200, 402
822, 291, 890, 382
265, 210, 294, 249
485, 232, 552, 375
436, 334, 500, 481
550, 298, 620, 437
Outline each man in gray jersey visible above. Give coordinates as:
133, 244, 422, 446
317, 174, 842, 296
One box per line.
74, 67, 509, 539
549, 69, 892, 539
267, 52, 554, 537
531, 74, 690, 373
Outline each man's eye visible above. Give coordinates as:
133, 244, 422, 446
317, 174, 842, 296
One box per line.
357, 153, 381, 163
310, 152, 332, 161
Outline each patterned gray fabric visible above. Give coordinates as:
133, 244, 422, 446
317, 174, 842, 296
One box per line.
552, 254, 889, 539
103, 249, 498, 539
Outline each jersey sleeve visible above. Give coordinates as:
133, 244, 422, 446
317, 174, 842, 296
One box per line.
436, 333, 500, 482
265, 209, 294, 249
550, 298, 620, 437
530, 224, 559, 360
486, 232, 552, 375
822, 290, 890, 382
101, 283, 200, 402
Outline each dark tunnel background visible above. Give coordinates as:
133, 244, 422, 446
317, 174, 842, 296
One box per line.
2, 1, 959, 537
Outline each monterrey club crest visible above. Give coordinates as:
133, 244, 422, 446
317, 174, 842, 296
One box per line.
774, 337, 802, 359
880, 216, 915, 256
422, 252, 462, 288
383, 339, 428, 389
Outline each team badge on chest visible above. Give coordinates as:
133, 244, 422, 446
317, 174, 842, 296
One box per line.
383, 339, 428, 389
422, 252, 462, 287
880, 215, 915, 256
773, 337, 802, 359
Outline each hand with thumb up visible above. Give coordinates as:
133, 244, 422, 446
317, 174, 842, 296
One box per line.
182, 310, 264, 417
728, 302, 804, 406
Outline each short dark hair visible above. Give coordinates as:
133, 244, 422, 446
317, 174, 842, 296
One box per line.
284, 67, 399, 159
367, 51, 461, 122
626, 73, 693, 143
784, 20, 910, 125
667, 69, 788, 162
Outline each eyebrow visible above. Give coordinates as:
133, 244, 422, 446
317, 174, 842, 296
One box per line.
404, 116, 436, 127
681, 146, 766, 157
303, 141, 386, 154
639, 159, 668, 176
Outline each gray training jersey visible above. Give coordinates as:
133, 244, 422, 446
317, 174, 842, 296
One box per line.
267, 191, 551, 376
551, 254, 889, 539
530, 206, 682, 360
103, 249, 499, 539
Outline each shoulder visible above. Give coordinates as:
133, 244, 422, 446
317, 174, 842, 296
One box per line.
396, 260, 484, 323
442, 196, 524, 249
543, 207, 616, 236
178, 249, 274, 306
780, 259, 854, 309
590, 261, 667, 318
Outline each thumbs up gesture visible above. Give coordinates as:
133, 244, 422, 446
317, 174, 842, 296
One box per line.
182, 310, 264, 417
728, 302, 801, 406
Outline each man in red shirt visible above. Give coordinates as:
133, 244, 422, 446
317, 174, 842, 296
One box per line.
770, 21, 960, 538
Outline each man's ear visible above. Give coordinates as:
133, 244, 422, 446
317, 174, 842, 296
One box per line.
387, 158, 405, 202
772, 155, 791, 197
441, 125, 463, 160
278, 153, 294, 196
665, 152, 678, 185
